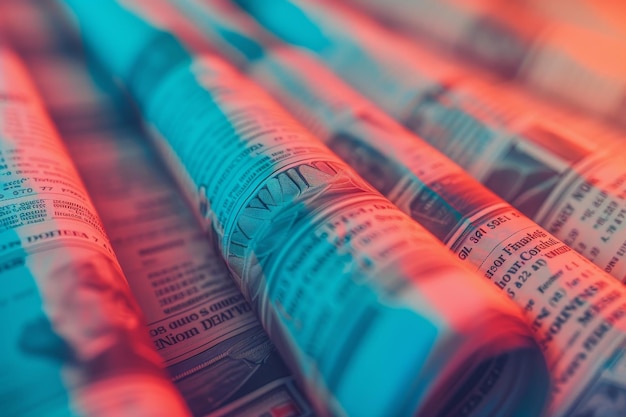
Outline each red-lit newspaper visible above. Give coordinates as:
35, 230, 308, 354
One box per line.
0, 48, 191, 417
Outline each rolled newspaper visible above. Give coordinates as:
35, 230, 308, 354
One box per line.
346, 0, 626, 127
62, 1, 551, 416
0, 48, 191, 417
234, 0, 626, 286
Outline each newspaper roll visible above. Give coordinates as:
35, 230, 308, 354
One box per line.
0, 48, 191, 417
233, 0, 626, 286
346, 0, 626, 126
63, 1, 551, 416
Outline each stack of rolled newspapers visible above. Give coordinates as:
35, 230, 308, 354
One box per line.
2, 0, 626, 416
